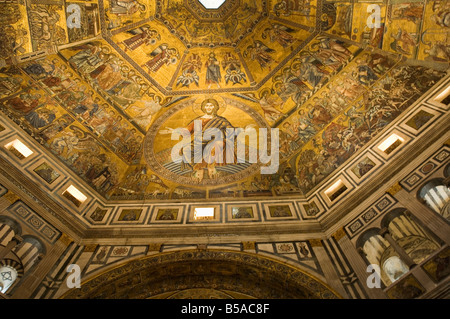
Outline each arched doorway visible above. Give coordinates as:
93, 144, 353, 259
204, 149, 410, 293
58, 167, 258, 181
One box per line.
62, 250, 341, 299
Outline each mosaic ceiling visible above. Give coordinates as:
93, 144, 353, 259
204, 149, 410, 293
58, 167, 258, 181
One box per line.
0, 0, 448, 201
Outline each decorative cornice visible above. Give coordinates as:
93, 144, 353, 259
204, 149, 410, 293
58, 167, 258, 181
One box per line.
61, 249, 341, 299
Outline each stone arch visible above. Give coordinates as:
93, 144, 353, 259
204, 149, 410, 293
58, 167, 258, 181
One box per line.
61, 250, 341, 299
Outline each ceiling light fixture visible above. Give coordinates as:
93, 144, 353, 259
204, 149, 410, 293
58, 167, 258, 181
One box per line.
4, 139, 33, 159
378, 133, 404, 155
325, 179, 348, 201
434, 85, 450, 105
198, 0, 226, 9
63, 185, 88, 207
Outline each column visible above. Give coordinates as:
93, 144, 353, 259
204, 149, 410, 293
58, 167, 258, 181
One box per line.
379, 228, 416, 268
11, 234, 74, 299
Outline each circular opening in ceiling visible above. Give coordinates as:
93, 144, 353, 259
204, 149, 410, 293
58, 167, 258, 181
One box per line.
198, 0, 226, 9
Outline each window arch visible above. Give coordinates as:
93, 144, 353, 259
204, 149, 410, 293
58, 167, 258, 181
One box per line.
357, 228, 409, 286
418, 178, 450, 221
381, 208, 440, 264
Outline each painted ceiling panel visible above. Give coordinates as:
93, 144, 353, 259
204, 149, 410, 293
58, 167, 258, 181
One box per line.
272, 0, 318, 28
0, 1, 33, 59
66, 1, 101, 43
104, 0, 156, 32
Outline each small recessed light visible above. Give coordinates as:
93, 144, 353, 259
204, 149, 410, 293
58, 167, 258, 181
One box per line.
4, 139, 33, 159
194, 207, 215, 220
434, 85, 450, 105
63, 185, 87, 207
325, 179, 348, 201
378, 133, 404, 154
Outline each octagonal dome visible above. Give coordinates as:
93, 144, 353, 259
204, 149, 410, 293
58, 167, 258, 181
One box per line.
0, 0, 447, 203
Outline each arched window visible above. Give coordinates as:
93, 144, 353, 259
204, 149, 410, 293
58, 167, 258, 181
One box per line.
381, 208, 440, 265
418, 178, 450, 221
358, 229, 409, 286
